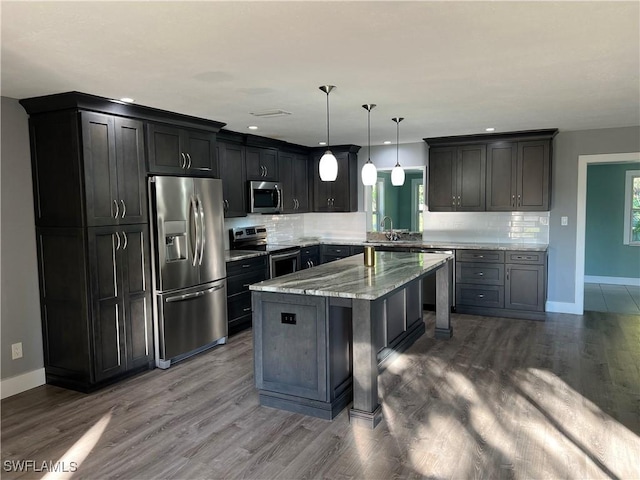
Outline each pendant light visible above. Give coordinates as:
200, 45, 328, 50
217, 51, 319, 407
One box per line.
391, 117, 405, 186
318, 85, 338, 181
361, 104, 377, 186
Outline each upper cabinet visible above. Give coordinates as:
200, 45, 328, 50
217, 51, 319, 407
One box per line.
147, 123, 218, 176
425, 129, 557, 212
245, 146, 278, 181
428, 144, 486, 212
311, 146, 360, 212
278, 151, 310, 213
217, 140, 247, 218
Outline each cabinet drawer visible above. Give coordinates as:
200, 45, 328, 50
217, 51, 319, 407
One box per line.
226, 255, 268, 277
456, 250, 504, 263
227, 291, 252, 321
323, 245, 351, 256
301, 245, 320, 257
456, 262, 504, 285
456, 284, 504, 308
351, 245, 364, 255
506, 251, 545, 265
227, 270, 268, 296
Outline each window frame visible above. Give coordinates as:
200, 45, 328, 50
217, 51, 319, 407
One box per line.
623, 169, 640, 246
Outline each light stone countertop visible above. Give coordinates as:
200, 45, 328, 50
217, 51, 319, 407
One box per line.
225, 250, 267, 262
249, 251, 453, 300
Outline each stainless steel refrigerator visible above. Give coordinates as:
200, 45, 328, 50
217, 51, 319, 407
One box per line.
149, 176, 228, 369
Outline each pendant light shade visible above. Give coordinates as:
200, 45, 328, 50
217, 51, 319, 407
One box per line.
319, 85, 338, 182
361, 104, 377, 186
391, 117, 405, 186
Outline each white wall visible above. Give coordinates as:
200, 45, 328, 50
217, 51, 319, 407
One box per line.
1, 97, 44, 385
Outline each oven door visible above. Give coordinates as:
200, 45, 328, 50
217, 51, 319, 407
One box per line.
269, 249, 301, 278
249, 181, 281, 213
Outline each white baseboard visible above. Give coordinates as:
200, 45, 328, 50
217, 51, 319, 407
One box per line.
584, 276, 640, 286
1, 368, 46, 399
546, 301, 583, 315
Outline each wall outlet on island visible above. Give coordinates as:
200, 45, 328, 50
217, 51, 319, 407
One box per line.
561, 216, 569, 226
11, 342, 23, 360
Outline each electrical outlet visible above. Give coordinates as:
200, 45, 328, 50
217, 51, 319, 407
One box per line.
561, 216, 569, 226
539, 216, 549, 226
11, 342, 23, 360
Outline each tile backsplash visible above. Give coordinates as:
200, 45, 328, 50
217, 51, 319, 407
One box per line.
224, 210, 548, 249
422, 211, 550, 244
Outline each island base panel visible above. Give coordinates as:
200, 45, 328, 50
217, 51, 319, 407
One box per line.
258, 387, 353, 421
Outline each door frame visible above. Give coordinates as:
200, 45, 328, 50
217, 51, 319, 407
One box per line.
575, 152, 640, 314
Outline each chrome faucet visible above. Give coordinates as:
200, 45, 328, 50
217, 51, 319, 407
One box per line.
380, 216, 398, 241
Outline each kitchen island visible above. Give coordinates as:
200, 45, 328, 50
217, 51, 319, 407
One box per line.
250, 251, 453, 428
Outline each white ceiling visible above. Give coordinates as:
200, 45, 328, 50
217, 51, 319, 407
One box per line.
2, 1, 639, 147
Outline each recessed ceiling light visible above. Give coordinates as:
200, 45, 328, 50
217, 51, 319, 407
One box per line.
318, 141, 327, 146
485, 127, 495, 132
248, 125, 259, 130
383, 141, 392, 144
120, 97, 134, 103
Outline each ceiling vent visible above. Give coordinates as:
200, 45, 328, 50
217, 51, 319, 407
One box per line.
249, 109, 292, 118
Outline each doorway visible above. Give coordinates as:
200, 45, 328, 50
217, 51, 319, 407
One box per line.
576, 152, 640, 314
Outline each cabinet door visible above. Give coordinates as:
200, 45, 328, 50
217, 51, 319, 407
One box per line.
293, 154, 310, 212
428, 147, 456, 211
81, 112, 119, 227
88, 227, 127, 382
312, 153, 331, 212
260, 148, 278, 181
486, 142, 517, 211
115, 118, 147, 224
517, 141, 550, 211
219, 142, 247, 218
120, 225, 153, 369
246, 147, 278, 181
147, 123, 184, 174
457, 144, 486, 211
277, 152, 296, 213
328, 153, 351, 212
184, 130, 218, 176
505, 263, 545, 311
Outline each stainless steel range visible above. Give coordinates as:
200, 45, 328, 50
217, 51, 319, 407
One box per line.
229, 226, 300, 278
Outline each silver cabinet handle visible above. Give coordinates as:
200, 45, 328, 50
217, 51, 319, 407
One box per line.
478, 294, 485, 298
310, 260, 314, 267
243, 307, 251, 312
120, 199, 126, 218
517, 194, 521, 207
114, 231, 121, 250
452, 196, 456, 207
476, 272, 484, 276
241, 264, 251, 268
263, 165, 268, 177
186, 153, 192, 169
122, 231, 128, 250
506, 268, 510, 281
223, 199, 229, 212
113, 199, 119, 219
181, 152, 187, 169
457, 195, 461, 207
165, 283, 224, 303
512, 194, 516, 207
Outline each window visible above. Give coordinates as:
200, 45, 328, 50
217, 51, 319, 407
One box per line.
371, 179, 384, 232
411, 178, 424, 231
623, 170, 640, 245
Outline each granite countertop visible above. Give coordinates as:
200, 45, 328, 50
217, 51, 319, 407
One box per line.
249, 251, 453, 300
225, 250, 267, 262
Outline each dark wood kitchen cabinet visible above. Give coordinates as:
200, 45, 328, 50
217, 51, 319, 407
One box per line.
427, 144, 486, 211
147, 123, 218, 176
311, 146, 360, 212
486, 140, 551, 211
426, 129, 557, 212
455, 248, 547, 320
217, 140, 247, 218
88, 225, 153, 382
300, 245, 320, 269
278, 151, 310, 213
245, 146, 278, 181
226, 255, 269, 334
35, 225, 153, 390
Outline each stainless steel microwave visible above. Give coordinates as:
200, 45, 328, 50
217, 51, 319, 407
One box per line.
248, 181, 282, 214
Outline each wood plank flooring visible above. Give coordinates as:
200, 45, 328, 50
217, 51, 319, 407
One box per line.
2, 311, 639, 479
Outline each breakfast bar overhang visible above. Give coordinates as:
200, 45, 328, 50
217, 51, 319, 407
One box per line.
250, 251, 454, 429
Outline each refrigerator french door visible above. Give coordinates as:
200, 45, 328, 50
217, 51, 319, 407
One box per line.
150, 176, 228, 368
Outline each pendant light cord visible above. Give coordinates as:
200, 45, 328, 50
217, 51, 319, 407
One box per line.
326, 92, 330, 147
368, 108, 371, 162
396, 120, 400, 166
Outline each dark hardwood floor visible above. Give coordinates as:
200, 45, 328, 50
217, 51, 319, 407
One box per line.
2, 311, 639, 479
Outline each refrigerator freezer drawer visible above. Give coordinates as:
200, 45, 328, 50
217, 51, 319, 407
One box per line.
157, 278, 228, 362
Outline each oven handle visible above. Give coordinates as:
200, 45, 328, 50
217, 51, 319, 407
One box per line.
270, 249, 301, 261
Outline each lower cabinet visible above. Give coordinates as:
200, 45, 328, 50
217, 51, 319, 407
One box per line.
321, 244, 363, 263
226, 255, 269, 334
37, 224, 153, 391
300, 245, 320, 269
456, 249, 546, 320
